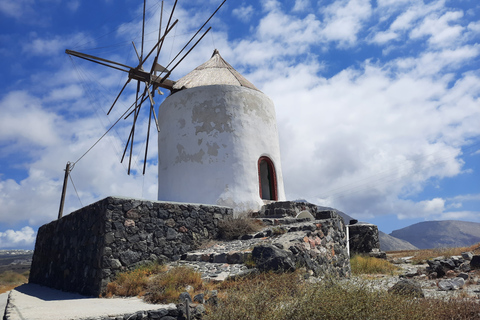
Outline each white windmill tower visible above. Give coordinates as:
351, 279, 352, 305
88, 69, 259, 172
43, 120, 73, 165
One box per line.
64, 1, 285, 216
157, 50, 286, 213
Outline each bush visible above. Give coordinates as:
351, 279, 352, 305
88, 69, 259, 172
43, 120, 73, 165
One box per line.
205, 271, 480, 320
0, 270, 28, 294
350, 255, 399, 275
105, 262, 167, 297
105, 263, 203, 304
144, 266, 204, 303
217, 214, 263, 240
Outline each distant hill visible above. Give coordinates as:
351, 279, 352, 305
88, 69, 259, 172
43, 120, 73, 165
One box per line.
0, 250, 33, 274
390, 220, 480, 249
379, 231, 418, 251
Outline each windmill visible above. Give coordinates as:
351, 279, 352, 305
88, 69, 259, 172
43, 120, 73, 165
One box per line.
59, 0, 227, 218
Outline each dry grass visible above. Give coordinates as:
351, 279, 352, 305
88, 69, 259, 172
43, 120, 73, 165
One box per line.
388, 242, 480, 264
205, 271, 480, 320
103, 247, 480, 319
350, 255, 400, 275
217, 214, 263, 240
144, 266, 204, 303
105, 263, 204, 304
0, 270, 29, 294
105, 262, 167, 297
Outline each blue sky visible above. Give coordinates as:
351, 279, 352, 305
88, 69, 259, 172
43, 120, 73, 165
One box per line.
0, 0, 479, 249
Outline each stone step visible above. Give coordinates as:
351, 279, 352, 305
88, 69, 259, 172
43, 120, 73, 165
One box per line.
179, 220, 329, 265
181, 249, 252, 264
172, 260, 256, 281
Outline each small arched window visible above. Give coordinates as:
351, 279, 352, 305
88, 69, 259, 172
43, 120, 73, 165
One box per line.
258, 156, 278, 201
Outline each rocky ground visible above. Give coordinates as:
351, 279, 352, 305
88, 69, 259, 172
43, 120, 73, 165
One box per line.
347, 255, 480, 300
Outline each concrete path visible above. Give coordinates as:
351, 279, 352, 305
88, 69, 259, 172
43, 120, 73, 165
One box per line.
1, 291, 10, 318
4, 284, 176, 320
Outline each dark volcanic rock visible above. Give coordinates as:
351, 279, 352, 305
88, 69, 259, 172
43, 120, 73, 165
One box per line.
388, 279, 424, 298
252, 244, 296, 273
348, 223, 380, 254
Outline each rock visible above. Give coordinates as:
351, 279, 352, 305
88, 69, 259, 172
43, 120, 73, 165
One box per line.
206, 296, 219, 307
440, 259, 456, 269
427, 260, 446, 278
470, 255, 480, 269
452, 277, 465, 289
438, 279, 454, 291
459, 262, 471, 272
368, 249, 387, 260
461, 252, 473, 261
193, 293, 205, 304
179, 292, 192, 303
457, 272, 469, 280
193, 304, 206, 319
438, 277, 465, 291
212, 253, 227, 263
388, 279, 424, 298
251, 244, 296, 273
226, 251, 247, 264
446, 270, 456, 278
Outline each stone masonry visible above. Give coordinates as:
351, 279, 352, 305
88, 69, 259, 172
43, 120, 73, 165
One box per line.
29, 197, 232, 296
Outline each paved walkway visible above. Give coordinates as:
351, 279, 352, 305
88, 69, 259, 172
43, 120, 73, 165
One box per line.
1, 291, 9, 318
4, 284, 175, 320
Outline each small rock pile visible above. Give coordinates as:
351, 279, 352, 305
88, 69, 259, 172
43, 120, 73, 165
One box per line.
390, 251, 480, 296
175, 291, 219, 320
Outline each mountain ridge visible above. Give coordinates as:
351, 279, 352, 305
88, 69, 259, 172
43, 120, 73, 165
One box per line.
390, 220, 480, 249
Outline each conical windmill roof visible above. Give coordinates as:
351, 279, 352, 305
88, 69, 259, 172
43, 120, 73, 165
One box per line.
172, 49, 259, 92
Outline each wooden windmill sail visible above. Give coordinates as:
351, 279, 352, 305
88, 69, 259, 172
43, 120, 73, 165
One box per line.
58, 0, 227, 219
66, 0, 227, 175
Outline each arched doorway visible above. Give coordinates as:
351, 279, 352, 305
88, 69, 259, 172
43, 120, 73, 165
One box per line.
258, 156, 278, 201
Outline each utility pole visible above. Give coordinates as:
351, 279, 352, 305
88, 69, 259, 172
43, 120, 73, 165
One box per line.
58, 162, 71, 219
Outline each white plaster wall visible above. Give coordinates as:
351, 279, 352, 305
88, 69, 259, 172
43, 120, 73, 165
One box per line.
157, 85, 285, 213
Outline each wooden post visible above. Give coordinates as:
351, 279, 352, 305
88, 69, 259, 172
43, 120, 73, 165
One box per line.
58, 162, 71, 220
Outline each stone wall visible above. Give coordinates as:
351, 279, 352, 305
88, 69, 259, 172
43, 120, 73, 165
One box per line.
255, 201, 351, 277
348, 223, 381, 254
258, 201, 338, 220
29, 197, 232, 296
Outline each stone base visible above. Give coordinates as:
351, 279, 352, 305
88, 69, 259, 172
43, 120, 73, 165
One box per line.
348, 223, 381, 255
29, 197, 232, 296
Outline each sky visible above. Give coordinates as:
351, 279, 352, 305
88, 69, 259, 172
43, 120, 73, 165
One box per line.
0, 0, 479, 249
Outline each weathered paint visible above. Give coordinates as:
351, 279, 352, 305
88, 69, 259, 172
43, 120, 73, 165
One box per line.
158, 84, 286, 213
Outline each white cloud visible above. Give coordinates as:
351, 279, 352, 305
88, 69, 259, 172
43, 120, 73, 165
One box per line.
320, 0, 372, 46
410, 11, 464, 48
232, 5, 254, 22
0, 91, 60, 150
292, 0, 310, 12
0, 227, 36, 249
0, 0, 34, 19
371, 30, 398, 44
67, 0, 80, 12
23, 33, 92, 56
438, 211, 480, 220
1, 0, 479, 243
421, 197, 445, 213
